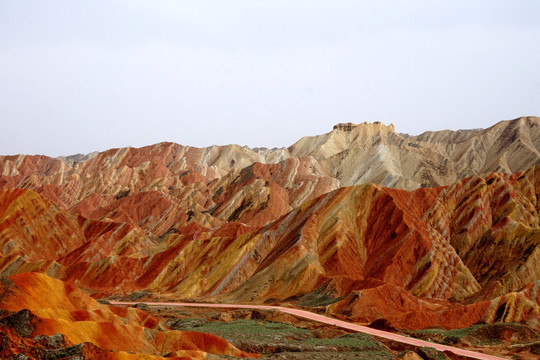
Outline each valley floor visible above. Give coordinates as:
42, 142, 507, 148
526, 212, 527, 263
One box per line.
109, 300, 540, 360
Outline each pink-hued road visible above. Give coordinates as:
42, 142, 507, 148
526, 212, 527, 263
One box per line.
110, 301, 507, 360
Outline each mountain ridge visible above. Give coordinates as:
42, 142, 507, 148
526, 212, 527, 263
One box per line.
3, 117, 539, 195
1, 116, 540, 337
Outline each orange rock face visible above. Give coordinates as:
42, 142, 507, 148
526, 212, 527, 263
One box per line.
0, 272, 257, 359
2, 165, 540, 331
1, 118, 540, 336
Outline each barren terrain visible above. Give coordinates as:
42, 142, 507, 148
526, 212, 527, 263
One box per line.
1, 117, 540, 359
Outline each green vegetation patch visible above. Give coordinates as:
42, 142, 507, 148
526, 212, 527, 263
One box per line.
168, 317, 396, 358
298, 283, 344, 308
404, 326, 478, 344
266, 350, 396, 359
302, 333, 387, 351
404, 322, 539, 346
168, 318, 310, 342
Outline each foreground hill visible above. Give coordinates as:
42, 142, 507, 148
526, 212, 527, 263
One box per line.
0, 272, 256, 359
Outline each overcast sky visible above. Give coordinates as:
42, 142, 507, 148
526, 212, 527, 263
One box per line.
1, 1, 539, 156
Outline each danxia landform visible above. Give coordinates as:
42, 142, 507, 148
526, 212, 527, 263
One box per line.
1, 116, 540, 359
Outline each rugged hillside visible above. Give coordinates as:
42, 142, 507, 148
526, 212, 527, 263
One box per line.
213, 165, 540, 329
0, 149, 340, 231
1, 117, 539, 198
0, 116, 539, 335
0, 272, 257, 359
290, 116, 540, 188
1, 164, 540, 331
411, 116, 540, 178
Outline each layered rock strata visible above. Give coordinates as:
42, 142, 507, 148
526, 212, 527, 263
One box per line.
1, 165, 540, 330
0, 116, 540, 332
0, 272, 257, 359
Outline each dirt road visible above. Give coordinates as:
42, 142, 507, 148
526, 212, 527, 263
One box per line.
110, 301, 507, 360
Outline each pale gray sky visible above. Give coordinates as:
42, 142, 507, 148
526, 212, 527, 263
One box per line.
1, 0, 539, 156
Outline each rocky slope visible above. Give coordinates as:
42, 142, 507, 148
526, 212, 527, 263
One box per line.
1, 117, 539, 197
0, 272, 257, 359
0, 116, 539, 335
0, 116, 538, 235
291, 116, 540, 188
1, 165, 539, 331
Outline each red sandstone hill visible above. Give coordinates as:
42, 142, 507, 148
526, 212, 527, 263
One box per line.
1, 164, 540, 331
0, 116, 540, 336
0, 272, 257, 359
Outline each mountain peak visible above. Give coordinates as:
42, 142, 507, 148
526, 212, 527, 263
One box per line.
332, 121, 396, 133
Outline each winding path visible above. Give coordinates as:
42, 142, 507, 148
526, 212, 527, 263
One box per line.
110, 301, 507, 360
